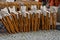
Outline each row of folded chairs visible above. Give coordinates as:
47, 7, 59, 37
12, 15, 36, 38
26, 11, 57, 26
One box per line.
0, 10, 57, 33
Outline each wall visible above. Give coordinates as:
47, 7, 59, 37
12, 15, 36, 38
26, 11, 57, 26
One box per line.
0, 0, 6, 2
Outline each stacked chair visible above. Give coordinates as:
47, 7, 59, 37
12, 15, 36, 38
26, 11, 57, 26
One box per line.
0, 1, 57, 34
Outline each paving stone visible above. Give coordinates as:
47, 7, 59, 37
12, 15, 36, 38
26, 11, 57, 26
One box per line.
0, 30, 60, 40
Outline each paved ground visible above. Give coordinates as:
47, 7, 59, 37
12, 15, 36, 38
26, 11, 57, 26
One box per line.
0, 30, 60, 40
